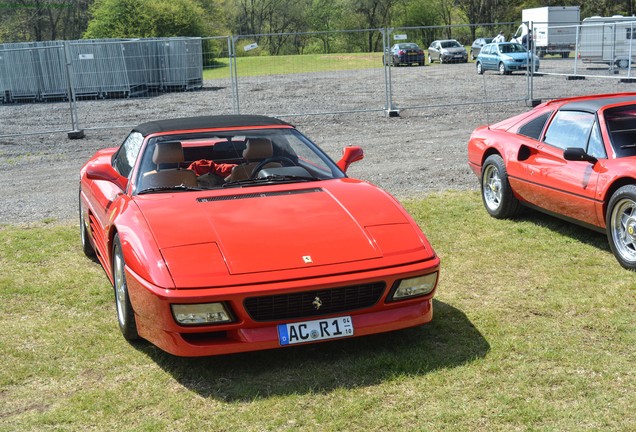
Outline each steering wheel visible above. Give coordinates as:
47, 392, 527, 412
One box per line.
249, 156, 297, 179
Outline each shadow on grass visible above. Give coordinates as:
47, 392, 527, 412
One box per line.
135, 299, 489, 401
518, 207, 610, 252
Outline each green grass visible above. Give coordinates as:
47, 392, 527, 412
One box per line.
1, 190, 634, 431
203, 52, 385, 80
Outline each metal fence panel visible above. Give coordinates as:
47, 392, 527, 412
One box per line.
36, 42, 69, 101
2, 43, 41, 102
0, 46, 7, 103
523, 20, 636, 102
232, 29, 388, 116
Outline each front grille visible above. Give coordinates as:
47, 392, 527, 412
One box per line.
244, 282, 386, 321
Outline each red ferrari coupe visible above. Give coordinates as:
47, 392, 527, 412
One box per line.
468, 93, 636, 270
80, 115, 440, 356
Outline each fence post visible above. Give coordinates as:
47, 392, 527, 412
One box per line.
383, 28, 398, 117
574, 24, 579, 76
63, 41, 84, 139
629, 22, 634, 78
229, 36, 240, 114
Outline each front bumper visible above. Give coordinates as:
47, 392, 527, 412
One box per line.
505, 61, 539, 71
441, 53, 467, 62
126, 259, 439, 357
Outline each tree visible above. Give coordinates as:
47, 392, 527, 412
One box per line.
0, 0, 93, 42
83, 0, 207, 39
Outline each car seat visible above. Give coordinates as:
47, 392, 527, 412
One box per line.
225, 138, 281, 182
142, 141, 198, 189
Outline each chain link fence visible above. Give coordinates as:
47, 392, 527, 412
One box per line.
3, 22, 635, 139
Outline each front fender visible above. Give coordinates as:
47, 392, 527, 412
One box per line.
112, 199, 175, 290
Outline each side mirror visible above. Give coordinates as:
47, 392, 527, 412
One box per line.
563, 147, 597, 164
337, 146, 364, 173
86, 161, 128, 190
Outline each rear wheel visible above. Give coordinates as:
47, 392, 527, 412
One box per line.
606, 185, 636, 271
428, 54, 432, 64
470, 50, 475, 60
112, 234, 140, 340
476, 62, 483, 75
481, 155, 520, 219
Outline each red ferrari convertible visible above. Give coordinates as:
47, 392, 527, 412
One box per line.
468, 93, 636, 270
80, 115, 440, 356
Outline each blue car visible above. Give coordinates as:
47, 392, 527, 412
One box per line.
475, 42, 540, 75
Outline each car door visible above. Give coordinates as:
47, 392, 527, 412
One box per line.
480, 45, 495, 70
85, 132, 144, 254
510, 110, 604, 226
429, 42, 439, 61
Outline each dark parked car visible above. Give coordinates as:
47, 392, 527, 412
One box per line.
475, 42, 540, 75
470, 37, 494, 60
428, 40, 468, 63
385, 43, 425, 66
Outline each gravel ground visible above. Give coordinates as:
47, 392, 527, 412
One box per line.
0, 60, 628, 226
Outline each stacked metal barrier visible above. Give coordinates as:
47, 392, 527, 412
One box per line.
0, 37, 203, 103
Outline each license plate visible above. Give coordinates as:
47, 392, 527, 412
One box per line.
278, 316, 354, 346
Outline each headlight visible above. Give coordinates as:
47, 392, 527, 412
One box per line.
171, 303, 233, 325
389, 272, 438, 301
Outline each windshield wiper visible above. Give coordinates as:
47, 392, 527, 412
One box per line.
620, 143, 636, 149
138, 184, 204, 194
223, 175, 318, 187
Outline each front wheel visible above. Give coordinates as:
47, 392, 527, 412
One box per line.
498, 62, 507, 75
112, 234, 140, 340
79, 195, 96, 258
606, 185, 636, 271
428, 54, 432, 64
481, 155, 520, 219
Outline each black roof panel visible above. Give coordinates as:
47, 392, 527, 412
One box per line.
560, 94, 636, 113
133, 115, 293, 136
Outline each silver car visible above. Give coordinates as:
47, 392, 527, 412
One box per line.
428, 39, 468, 64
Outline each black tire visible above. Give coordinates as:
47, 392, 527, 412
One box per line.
470, 50, 475, 60
112, 234, 140, 340
79, 192, 96, 258
481, 155, 521, 219
476, 62, 483, 75
606, 185, 636, 271
498, 62, 507, 75
428, 54, 432, 64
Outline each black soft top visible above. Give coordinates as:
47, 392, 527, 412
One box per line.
133, 115, 293, 137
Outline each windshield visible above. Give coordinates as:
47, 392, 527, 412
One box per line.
134, 128, 345, 194
499, 43, 527, 54
441, 40, 461, 48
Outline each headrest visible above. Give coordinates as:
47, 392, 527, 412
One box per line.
242, 138, 273, 161
153, 141, 184, 165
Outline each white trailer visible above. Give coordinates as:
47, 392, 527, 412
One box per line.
511, 6, 580, 58
578, 16, 636, 68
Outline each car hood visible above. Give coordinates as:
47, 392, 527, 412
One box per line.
443, 47, 466, 54
134, 180, 434, 287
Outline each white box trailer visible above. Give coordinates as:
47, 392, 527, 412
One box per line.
579, 16, 636, 68
511, 6, 580, 58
